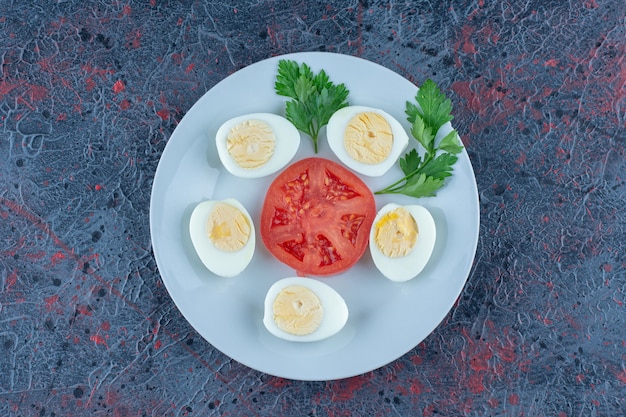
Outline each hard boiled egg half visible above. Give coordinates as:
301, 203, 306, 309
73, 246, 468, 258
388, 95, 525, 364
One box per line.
327, 106, 409, 177
215, 113, 300, 178
369, 203, 436, 282
189, 198, 255, 277
263, 277, 349, 342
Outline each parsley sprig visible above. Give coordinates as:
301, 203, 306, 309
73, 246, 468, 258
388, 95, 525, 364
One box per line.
376, 79, 464, 198
275, 60, 350, 153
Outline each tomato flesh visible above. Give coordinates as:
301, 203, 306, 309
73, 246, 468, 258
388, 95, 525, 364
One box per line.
260, 157, 376, 276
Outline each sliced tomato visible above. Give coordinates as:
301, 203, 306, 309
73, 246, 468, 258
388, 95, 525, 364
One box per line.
260, 157, 376, 276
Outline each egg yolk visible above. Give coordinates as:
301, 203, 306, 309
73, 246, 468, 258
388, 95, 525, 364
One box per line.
226, 119, 275, 169
272, 285, 323, 336
344, 112, 393, 164
206, 202, 251, 252
374, 207, 418, 258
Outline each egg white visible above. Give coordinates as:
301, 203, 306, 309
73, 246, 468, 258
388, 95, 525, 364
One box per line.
189, 198, 255, 277
215, 113, 300, 178
326, 106, 409, 177
263, 277, 349, 342
369, 203, 436, 282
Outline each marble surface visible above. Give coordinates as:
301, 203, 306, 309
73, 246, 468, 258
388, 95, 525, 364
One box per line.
1, 1, 624, 415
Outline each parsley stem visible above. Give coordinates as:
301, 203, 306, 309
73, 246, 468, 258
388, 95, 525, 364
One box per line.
375, 152, 434, 194
309, 124, 320, 153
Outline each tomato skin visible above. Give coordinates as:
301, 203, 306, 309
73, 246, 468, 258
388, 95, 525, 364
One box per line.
260, 157, 376, 276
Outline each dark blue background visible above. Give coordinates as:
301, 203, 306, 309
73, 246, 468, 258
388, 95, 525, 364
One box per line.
1, 1, 624, 415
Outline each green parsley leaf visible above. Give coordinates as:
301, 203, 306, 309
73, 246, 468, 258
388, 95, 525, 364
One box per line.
410, 114, 435, 153
398, 149, 422, 176
420, 153, 458, 180
285, 100, 313, 137
438, 130, 464, 154
293, 76, 315, 103
312, 69, 331, 90
376, 79, 463, 199
274, 60, 302, 98
275, 59, 349, 153
410, 79, 454, 133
